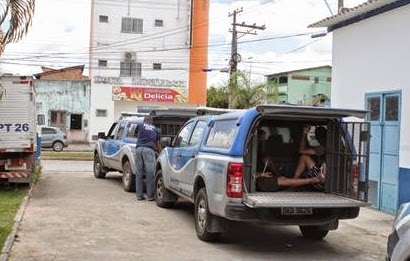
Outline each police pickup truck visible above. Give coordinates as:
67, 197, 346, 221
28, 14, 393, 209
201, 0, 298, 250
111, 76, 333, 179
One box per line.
93, 107, 232, 192
155, 105, 371, 242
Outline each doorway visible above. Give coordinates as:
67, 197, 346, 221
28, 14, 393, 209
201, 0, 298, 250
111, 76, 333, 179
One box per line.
70, 114, 82, 130
366, 91, 401, 213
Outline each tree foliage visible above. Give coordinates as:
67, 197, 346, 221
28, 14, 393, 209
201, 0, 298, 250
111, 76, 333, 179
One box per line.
207, 70, 279, 109
0, 0, 35, 53
206, 85, 228, 108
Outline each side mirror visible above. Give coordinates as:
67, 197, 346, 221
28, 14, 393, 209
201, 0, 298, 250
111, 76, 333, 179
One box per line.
160, 137, 172, 147
97, 132, 106, 139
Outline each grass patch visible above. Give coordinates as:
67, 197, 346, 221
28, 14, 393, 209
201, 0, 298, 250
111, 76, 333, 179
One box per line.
0, 184, 29, 250
0, 163, 41, 250
41, 151, 93, 159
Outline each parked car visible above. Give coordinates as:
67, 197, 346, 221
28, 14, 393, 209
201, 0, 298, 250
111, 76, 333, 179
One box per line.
41, 127, 68, 152
155, 105, 371, 242
387, 202, 410, 261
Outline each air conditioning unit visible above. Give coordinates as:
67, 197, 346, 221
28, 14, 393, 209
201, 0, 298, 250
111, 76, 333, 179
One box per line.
124, 52, 136, 60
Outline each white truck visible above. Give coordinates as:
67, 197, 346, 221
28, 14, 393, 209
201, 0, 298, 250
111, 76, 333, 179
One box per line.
0, 75, 37, 183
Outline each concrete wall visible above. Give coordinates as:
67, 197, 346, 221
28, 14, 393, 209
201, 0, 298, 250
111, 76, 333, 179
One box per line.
36, 80, 91, 142
331, 5, 410, 169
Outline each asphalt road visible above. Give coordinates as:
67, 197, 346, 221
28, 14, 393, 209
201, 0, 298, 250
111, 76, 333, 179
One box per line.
7, 160, 394, 261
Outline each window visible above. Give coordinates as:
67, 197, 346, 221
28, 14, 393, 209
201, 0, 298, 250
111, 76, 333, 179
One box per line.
385, 96, 399, 121
121, 17, 143, 34
106, 123, 118, 139
98, 60, 107, 68
41, 128, 56, 135
268, 77, 278, 84
205, 119, 237, 149
99, 15, 109, 23
155, 19, 163, 27
126, 123, 138, 138
153, 63, 162, 70
367, 97, 380, 121
50, 111, 66, 129
314, 77, 319, 84
96, 109, 107, 117
278, 76, 288, 84
188, 121, 207, 147
116, 122, 127, 140
120, 61, 142, 77
173, 122, 195, 147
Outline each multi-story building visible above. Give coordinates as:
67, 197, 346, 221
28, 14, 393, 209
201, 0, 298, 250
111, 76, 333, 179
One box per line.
89, 0, 209, 140
266, 65, 332, 106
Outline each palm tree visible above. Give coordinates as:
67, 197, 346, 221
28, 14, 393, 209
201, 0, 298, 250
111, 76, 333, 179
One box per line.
231, 71, 265, 109
0, 0, 35, 53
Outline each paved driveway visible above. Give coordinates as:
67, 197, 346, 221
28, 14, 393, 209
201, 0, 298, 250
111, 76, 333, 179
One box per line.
7, 160, 394, 261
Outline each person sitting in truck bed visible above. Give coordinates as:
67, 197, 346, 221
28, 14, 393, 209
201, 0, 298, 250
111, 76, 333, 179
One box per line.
256, 127, 324, 192
256, 156, 324, 192
292, 124, 327, 191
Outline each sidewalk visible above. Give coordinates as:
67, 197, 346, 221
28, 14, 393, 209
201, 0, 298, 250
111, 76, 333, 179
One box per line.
65, 142, 95, 152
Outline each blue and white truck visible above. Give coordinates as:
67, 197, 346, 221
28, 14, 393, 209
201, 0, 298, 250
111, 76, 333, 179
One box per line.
0, 75, 37, 183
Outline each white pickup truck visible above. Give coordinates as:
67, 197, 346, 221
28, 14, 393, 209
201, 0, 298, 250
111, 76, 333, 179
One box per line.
93, 108, 230, 191
155, 105, 371, 242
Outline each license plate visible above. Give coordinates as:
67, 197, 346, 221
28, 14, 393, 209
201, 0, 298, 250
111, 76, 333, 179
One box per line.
281, 207, 313, 215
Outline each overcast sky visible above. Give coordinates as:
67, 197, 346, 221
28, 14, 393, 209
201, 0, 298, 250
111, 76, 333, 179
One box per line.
0, 0, 365, 86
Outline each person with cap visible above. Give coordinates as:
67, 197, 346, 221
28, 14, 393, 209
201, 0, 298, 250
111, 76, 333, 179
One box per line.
292, 124, 327, 191
134, 116, 160, 201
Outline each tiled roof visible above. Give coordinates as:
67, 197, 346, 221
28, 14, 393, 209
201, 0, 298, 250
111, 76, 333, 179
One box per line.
308, 0, 401, 28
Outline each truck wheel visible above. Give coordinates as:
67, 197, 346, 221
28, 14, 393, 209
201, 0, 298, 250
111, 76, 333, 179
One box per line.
299, 225, 329, 240
122, 161, 135, 192
155, 170, 177, 208
52, 141, 64, 152
195, 188, 221, 242
93, 154, 107, 179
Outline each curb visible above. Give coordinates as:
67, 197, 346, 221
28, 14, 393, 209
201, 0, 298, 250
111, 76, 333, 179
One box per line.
41, 157, 92, 161
0, 185, 35, 261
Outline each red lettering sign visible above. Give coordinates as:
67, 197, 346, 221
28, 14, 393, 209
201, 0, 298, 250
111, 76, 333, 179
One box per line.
112, 86, 188, 103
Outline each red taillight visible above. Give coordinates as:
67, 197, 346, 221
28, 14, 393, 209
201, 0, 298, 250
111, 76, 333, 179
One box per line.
226, 163, 243, 198
351, 164, 360, 197
11, 158, 25, 166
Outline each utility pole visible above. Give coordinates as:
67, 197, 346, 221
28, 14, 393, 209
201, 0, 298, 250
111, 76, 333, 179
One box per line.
228, 8, 265, 108
338, 0, 344, 13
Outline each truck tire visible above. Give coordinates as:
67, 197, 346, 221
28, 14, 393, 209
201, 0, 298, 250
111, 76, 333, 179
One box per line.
122, 160, 135, 192
155, 169, 177, 208
52, 141, 64, 152
299, 225, 329, 240
93, 154, 107, 179
195, 188, 221, 242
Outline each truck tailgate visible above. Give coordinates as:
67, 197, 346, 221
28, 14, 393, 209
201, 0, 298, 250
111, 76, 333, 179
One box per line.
244, 192, 369, 208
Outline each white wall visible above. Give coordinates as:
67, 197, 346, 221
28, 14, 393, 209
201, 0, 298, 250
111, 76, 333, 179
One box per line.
331, 5, 410, 167
89, 0, 191, 140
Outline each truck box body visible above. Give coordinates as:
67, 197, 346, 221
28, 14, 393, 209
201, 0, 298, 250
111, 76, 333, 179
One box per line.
0, 76, 36, 183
